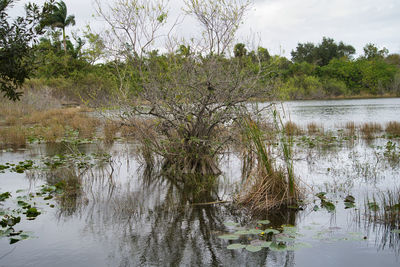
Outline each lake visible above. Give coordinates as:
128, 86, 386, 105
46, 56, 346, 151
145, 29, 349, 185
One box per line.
1, 98, 400, 267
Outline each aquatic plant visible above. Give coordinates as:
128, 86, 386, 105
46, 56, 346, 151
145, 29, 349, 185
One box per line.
237, 112, 302, 212
386, 121, 400, 137
360, 122, 382, 140
307, 122, 323, 135
364, 190, 400, 227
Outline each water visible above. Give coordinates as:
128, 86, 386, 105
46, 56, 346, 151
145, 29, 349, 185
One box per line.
1, 98, 400, 267
272, 97, 400, 129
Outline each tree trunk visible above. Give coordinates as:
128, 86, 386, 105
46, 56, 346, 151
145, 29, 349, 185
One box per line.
62, 27, 67, 53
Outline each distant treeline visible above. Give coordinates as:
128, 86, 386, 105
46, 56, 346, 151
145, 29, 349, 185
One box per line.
233, 37, 400, 100
28, 32, 400, 103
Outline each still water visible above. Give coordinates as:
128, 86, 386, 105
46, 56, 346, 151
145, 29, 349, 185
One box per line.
1, 98, 400, 267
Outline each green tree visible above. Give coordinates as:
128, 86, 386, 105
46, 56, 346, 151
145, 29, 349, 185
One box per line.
363, 43, 389, 60
0, 0, 49, 100
257, 46, 270, 62
40, 0, 75, 53
234, 43, 247, 58
291, 37, 355, 66
291, 42, 316, 64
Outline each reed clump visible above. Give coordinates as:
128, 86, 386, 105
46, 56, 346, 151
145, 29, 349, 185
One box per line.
284, 121, 303, 136
386, 121, 400, 137
237, 115, 302, 212
364, 190, 400, 227
307, 122, 323, 135
360, 122, 382, 139
104, 121, 121, 144
345, 121, 356, 136
0, 125, 27, 148
1, 106, 99, 144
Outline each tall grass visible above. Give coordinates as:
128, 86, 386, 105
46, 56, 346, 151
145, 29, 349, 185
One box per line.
360, 122, 382, 140
237, 112, 301, 212
386, 121, 400, 137
364, 190, 400, 228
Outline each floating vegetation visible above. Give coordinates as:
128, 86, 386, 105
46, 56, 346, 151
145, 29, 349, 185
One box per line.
312, 228, 367, 242
344, 195, 356, 209
218, 221, 311, 253
316, 192, 336, 212
0, 160, 35, 173
0, 181, 72, 244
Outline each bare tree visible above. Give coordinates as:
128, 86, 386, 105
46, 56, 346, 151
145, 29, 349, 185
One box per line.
94, 0, 169, 59
95, 0, 267, 176
128, 54, 265, 176
183, 0, 251, 55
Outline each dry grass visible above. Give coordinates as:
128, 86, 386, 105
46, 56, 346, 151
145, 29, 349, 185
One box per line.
237, 118, 302, 212
307, 122, 323, 135
345, 121, 356, 136
104, 121, 120, 144
386, 121, 400, 136
238, 167, 301, 212
284, 121, 303, 136
0, 125, 27, 148
360, 122, 383, 139
1, 106, 99, 146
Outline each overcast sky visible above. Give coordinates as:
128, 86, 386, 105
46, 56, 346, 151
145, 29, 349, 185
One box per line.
9, 0, 400, 58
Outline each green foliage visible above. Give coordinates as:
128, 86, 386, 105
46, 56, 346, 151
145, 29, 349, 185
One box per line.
363, 43, 388, 60
234, 43, 247, 58
0, 0, 47, 100
39, 0, 75, 52
291, 37, 355, 66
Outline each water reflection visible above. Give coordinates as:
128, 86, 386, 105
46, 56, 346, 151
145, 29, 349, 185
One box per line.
27, 152, 301, 266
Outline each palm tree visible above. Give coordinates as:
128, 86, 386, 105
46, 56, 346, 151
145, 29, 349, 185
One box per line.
40, 0, 75, 53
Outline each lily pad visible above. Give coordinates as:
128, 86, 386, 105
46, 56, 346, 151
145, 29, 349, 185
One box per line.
234, 230, 251, 235
264, 229, 280, 234
257, 220, 270, 225
246, 245, 262, 252
270, 242, 287, 251
391, 229, 400, 234
248, 229, 263, 234
344, 195, 355, 203
224, 222, 240, 227
321, 201, 335, 212
218, 234, 240, 240
276, 234, 296, 242
25, 207, 41, 218
227, 243, 246, 250
344, 202, 356, 209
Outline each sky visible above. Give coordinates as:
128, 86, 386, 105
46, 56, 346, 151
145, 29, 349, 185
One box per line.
8, 0, 400, 58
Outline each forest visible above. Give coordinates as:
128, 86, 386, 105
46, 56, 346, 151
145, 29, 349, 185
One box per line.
1, 0, 399, 105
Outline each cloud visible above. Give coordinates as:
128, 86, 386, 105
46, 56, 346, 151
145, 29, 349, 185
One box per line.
240, 0, 400, 56
8, 0, 400, 57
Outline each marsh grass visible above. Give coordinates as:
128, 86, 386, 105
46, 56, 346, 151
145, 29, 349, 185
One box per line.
238, 114, 302, 212
307, 122, 323, 135
386, 121, 400, 137
103, 121, 120, 144
0, 106, 99, 146
360, 122, 383, 140
345, 121, 356, 136
0, 125, 27, 148
284, 121, 303, 136
364, 190, 400, 228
